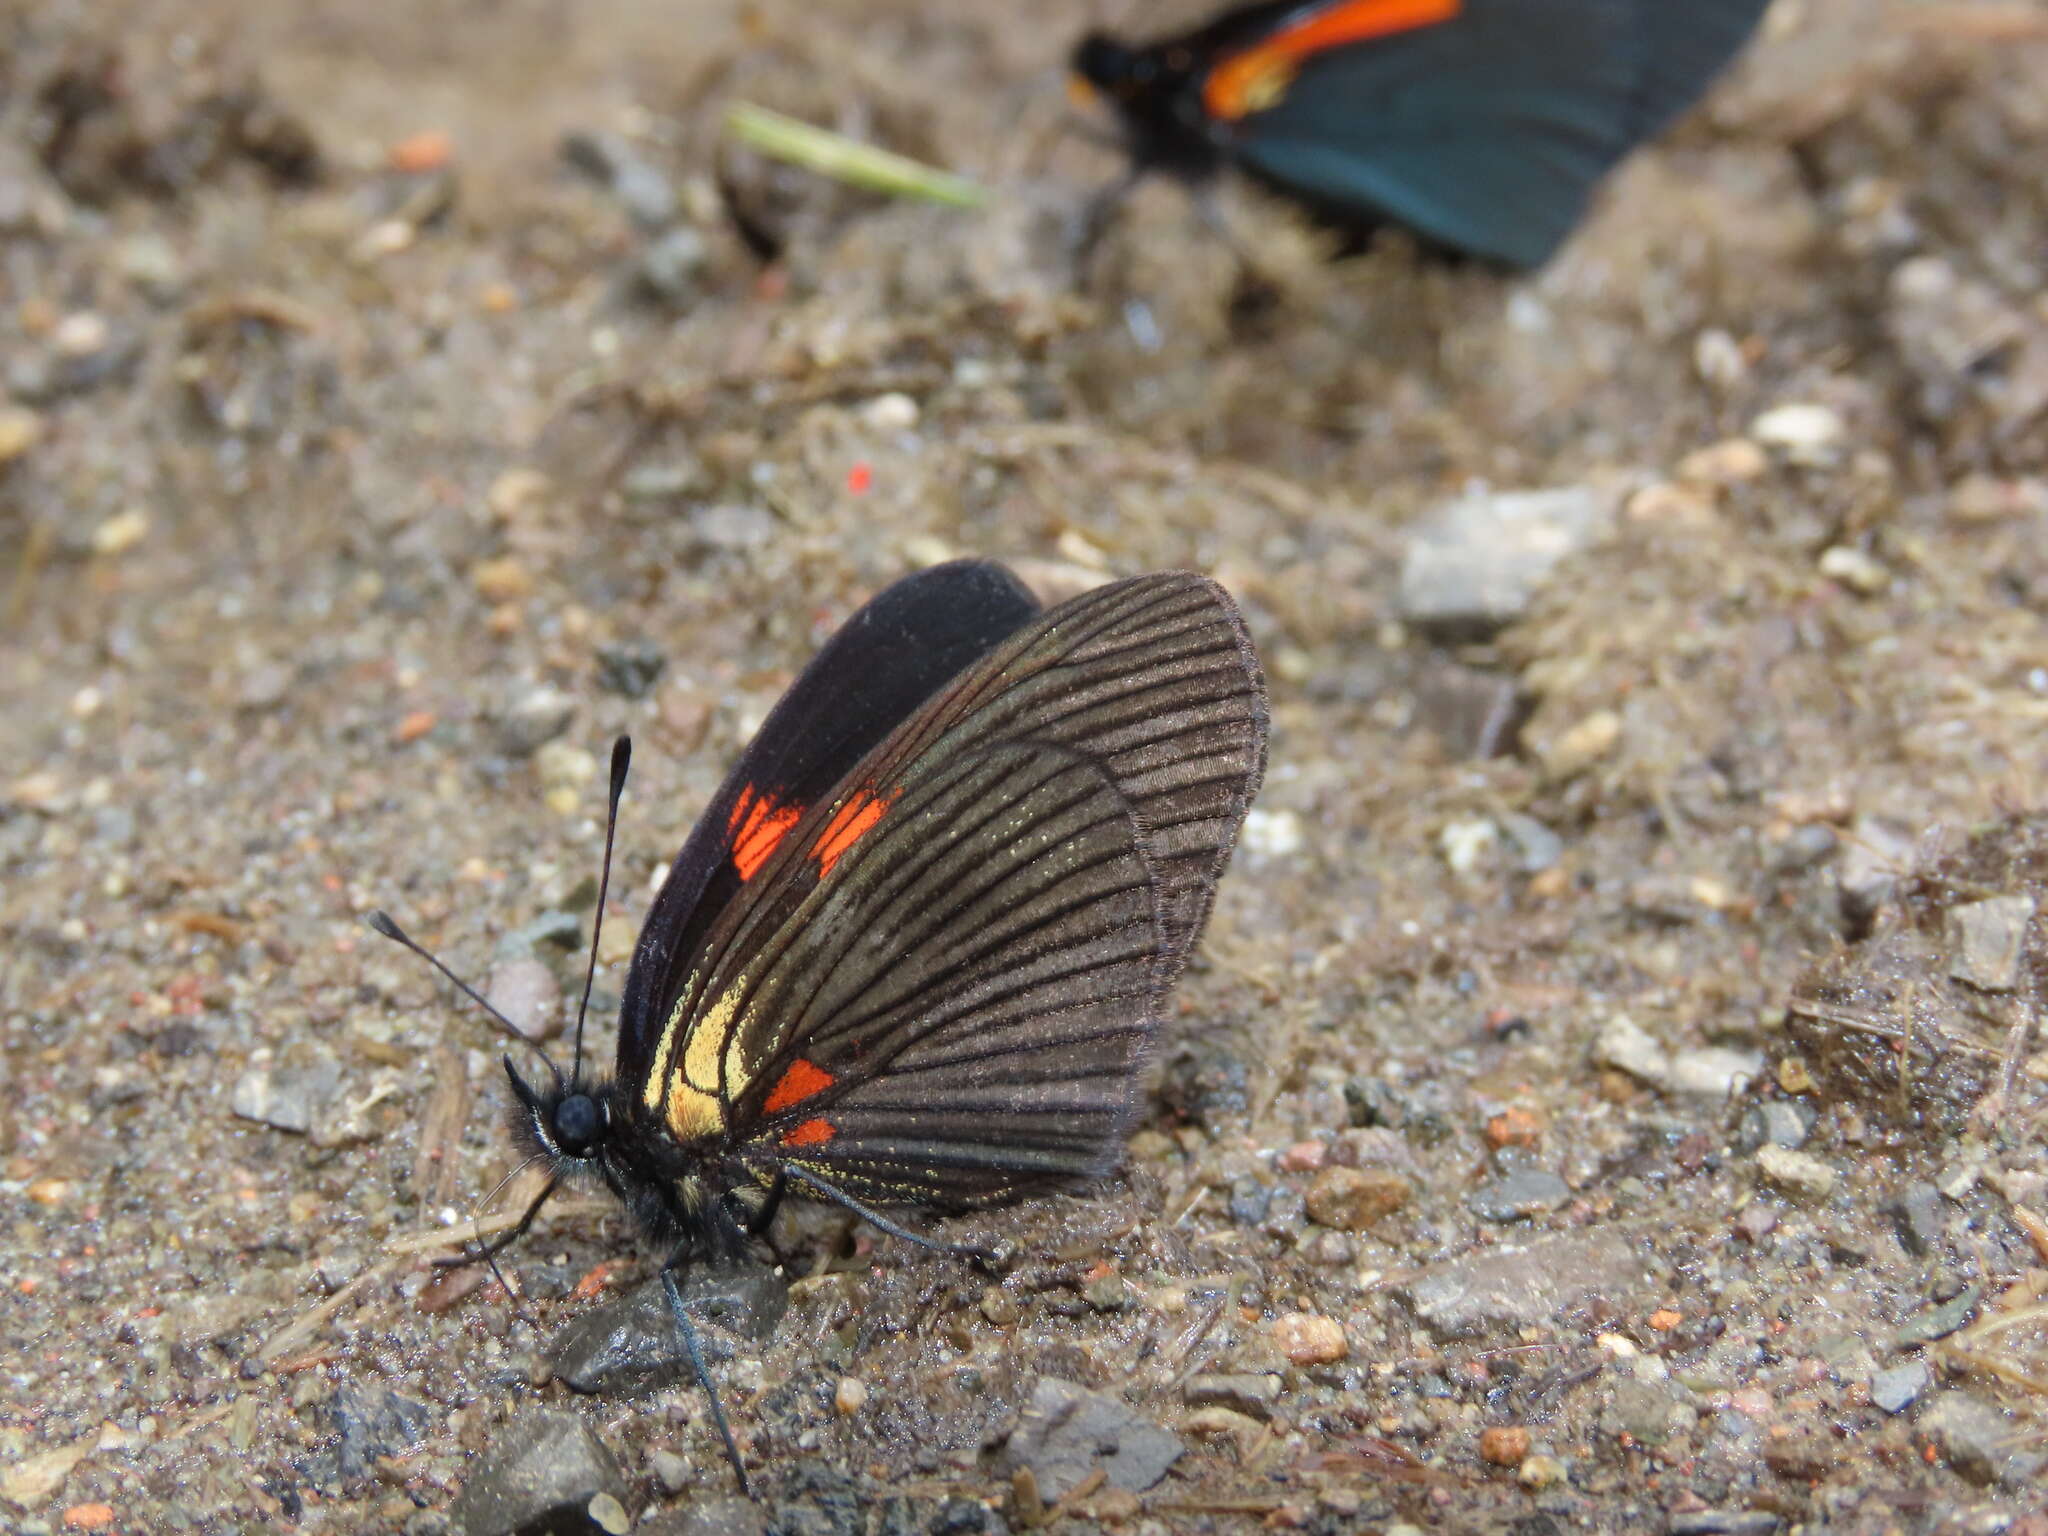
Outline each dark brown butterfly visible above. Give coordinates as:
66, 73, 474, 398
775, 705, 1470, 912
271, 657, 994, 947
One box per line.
372, 560, 1267, 1492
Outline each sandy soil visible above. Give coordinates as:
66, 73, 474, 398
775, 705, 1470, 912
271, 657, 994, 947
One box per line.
4, 0, 2048, 1532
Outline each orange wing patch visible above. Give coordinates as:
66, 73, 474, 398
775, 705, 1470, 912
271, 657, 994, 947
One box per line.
764, 1058, 836, 1114
781, 1117, 835, 1149
728, 786, 803, 881
1204, 0, 1461, 121
812, 788, 896, 879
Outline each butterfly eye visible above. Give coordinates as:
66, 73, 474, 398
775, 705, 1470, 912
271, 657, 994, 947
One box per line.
553, 1093, 602, 1157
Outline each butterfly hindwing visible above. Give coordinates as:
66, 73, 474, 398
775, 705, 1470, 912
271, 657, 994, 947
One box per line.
615, 560, 1042, 1089
645, 572, 1268, 1202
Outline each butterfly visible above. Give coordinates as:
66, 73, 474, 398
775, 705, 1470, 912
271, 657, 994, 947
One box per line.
371, 559, 1268, 1492
1070, 0, 1771, 268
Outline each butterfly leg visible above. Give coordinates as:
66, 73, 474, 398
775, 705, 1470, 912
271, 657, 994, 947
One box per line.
434, 1175, 558, 1268
745, 1171, 787, 1238
779, 1164, 1000, 1269
660, 1263, 754, 1499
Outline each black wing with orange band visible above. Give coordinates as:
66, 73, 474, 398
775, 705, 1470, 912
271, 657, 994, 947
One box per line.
638, 572, 1268, 1205
613, 561, 1042, 1092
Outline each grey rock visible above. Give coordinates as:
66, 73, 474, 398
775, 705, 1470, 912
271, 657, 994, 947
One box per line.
1887, 1181, 1945, 1256
231, 1065, 317, 1133
1000, 1376, 1183, 1500
621, 461, 704, 502
238, 660, 295, 712
1345, 1077, 1405, 1129
1893, 1286, 1978, 1349
328, 1383, 433, 1483
1946, 894, 2034, 992
1668, 1048, 1764, 1101
1225, 1174, 1272, 1226
1395, 1229, 1655, 1339
502, 910, 585, 954
1182, 1373, 1283, 1419
547, 1269, 789, 1395
1921, 1391, 2044, 1487
560, 131, 678, 231
640, 226, 710, 306
447, 1409, 630, 1536
1466, 1169, 1571, 1222
1869, 1360, 1929, 1414
499, 688, 577, 757
1499, 813, 1563, 874
1769, 823, 1838, 875
6, 330, 142, 403
486, 957, 562, 1042
595, 641, 666, 699
1397, 484, 1617, 637
1837, 816, 1913, 935
116, 232, 187, 300
1734, 1101, 1811, 1153
1886, 256, 2048, 429
1605, 1377, 1683, 1445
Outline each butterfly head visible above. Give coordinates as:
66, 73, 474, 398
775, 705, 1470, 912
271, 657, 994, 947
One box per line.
505, 1055, 619, 1168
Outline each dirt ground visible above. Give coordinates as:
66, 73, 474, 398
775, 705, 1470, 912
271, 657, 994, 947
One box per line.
5, 0, 2048, 1532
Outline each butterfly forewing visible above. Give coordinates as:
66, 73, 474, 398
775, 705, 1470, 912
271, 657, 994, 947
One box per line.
647, 572, 1267, 1203
615, 560, 1041, 1090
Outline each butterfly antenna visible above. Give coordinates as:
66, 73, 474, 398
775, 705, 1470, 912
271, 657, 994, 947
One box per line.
365, 909, 559, 1077
570, 735, 632, 1085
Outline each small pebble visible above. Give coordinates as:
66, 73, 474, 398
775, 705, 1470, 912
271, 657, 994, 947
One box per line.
52, 311, 108, 357
0, 405, 43, 464
1594, 1014, 1670, 1089
1467, 1169, 1570, 1222
1518, 1454, 1567, 1490
1756, 1145, 1837, 1203
1751, 402, 1847, 464
1945, 895, 2034, 992
535, 740, 598, 797
1668, 1048, 1764, 1100
1241, 807, 1304, 859
1272, 1312, 1347, 1365
1869, 1360, 1929, 1414
92, 509, 150, 556
473, 556, 535, 604
860, 392, 920, 431
1439, 817, 1499, 876
1278, 1141, 1326, 1172
1542, 709, 1621, 780
586, 1492, 630, 1535
1478, 1425, 1531, 1466
485, 957, 562, 1042
499, 687, 577, 757
1818, 545, 1889, 595
1182, 1373, 1282, 1418
1693, 328, 1748, 388
1677, 438, 1768, 485
980, 1287, 1020, 1327
834, 1377, 868, 1415
648, 1448, 689, 1494
1304, 1166, 1411, 1231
